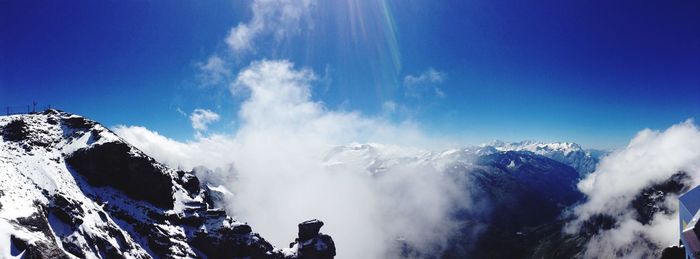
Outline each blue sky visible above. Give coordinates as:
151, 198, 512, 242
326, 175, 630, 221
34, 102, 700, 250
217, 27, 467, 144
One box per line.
1, 0, 699, 149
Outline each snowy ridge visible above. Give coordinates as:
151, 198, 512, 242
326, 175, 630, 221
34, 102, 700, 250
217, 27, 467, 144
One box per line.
487, 140, 585, 157
484, 140, 600, 176
323, 140, 600, 177
0, 110, 335, 258
0, 110, 152, 258
323, 143, 425, 175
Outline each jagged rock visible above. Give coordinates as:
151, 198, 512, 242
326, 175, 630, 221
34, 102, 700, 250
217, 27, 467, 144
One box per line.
176, 170, 202, 196
286, 219, 336, 259
11, 205, 71, 259
11, 236, 70, 259
60, 115, 95, 130
191, 221, 276, 259
2, 119, 29, 142
49, 193, 85, 227
298, 219, 324, 241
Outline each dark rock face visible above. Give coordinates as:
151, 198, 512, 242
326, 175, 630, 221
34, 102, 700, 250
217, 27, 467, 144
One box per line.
191, 223, 276, 259
11, 237, 69, 259
176, 170, 201, 196
287, 219, 336, 259
12, 204, 71, 259
49, 194, 85, 227
298, 219, 324, 241
61, 116, 96, 130
2, 119, 29, 142
66, 142, 175, 209
661, 245, 685, 259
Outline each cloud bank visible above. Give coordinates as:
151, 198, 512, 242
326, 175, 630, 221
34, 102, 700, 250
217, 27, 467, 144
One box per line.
115, 59, 466, 258
566, 120, 700, 258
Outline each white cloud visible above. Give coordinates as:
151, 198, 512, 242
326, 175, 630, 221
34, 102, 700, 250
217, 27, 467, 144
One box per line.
226, 0, 315, 54
382, 100, 397, 114
403, 68, 447, 98
115, 59, 463, 258
190, 109, 220, 132
176, 107, 187, 117
404, 68, 445, 86
227, 23, 256, 53
196, 55, 231, 86
113, 125, 236, 170
566, 120, 700, 258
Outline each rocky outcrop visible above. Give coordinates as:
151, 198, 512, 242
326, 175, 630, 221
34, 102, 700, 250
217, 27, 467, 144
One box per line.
66, 141, 176, 209
285, 219, 336, 259
661, 245, 685, 259
2, 119, 29, 142
11, 204, 71, 259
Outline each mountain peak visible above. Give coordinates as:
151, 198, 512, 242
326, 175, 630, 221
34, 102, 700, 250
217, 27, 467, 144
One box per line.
480, 140, 597, 176
487, 140, 583, 153
0, 111, 336, 258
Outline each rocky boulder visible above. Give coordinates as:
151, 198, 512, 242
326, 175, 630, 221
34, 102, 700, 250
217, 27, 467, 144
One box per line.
285, 219, 336, 259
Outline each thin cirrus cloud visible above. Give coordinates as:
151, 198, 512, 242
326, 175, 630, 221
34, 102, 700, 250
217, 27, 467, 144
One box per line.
196, 55, 231, 86
403, 68, 447, 98
226, 0, 315, 54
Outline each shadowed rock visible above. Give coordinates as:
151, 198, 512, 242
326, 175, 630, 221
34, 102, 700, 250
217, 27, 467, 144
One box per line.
66, 142, 175, 209
287, 219, 336, 259
2, 119, 29, 142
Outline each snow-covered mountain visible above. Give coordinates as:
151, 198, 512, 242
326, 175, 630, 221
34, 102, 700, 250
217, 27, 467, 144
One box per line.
484, 140, 601, 176
0, 110, 335, 258
323, 143, 585, 258
323, 140, 601, 178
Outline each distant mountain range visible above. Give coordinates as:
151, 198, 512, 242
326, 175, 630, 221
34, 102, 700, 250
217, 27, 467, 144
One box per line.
324, 143, 586, 258
324, 139, 604, 178
484, 140, 604, 177
322, 140, 687, 258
